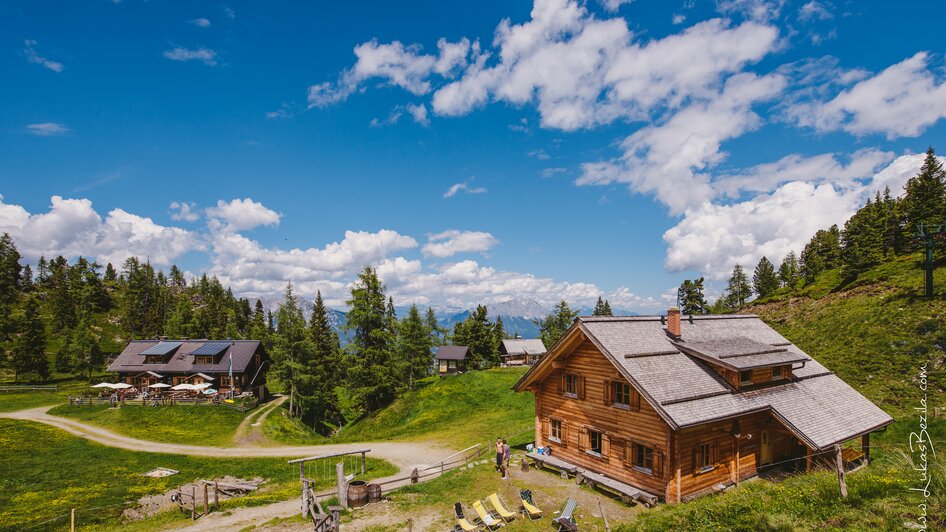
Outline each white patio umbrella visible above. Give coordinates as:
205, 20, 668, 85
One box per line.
91, 383, 114, 388
171, 383, 194, 391
192, 383, 213, 390
148, 383, 171, 388
112, 383, 133, 389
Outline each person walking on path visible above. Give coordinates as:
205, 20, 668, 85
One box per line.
501, 439, 511, 480
495, 437, 504, 474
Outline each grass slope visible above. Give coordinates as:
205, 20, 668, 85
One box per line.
0, 419, 396, 531
47, 403, 248, 446
748, 254, 946, 414
265, 368, 535, 449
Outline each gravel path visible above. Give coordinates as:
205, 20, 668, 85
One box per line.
233, 395, 287, 446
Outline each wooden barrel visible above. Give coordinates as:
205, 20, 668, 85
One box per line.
367, 483, 382, 503
347, 480, 368, 508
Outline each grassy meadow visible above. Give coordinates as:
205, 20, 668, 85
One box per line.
0, 418, 396, 531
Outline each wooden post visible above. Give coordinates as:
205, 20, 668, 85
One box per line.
70, 508, 75, 532
302, 479, 309, 518
411, 468, 419, 484
330, 506, 341, 532
191, 485, 196, 519
597, 498, 611, 532
336, 462, 347, 508
407, 518, 414, 532
862, 433, 870, 464
361, 451, 366, 475
534, 393, 543, 448
203, 482, 209, 516
806, 446, 812, 473
214, 481, 219, 509
834, 444, 848, 498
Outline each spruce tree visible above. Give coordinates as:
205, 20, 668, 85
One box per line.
13, 295, 49, 381
752, 257, 779, 298
677, 277, 706, 314
271, 283, 311, 418
0, 234, 22, 340
593, 297, 613, 316
778, 251, 800, 290
453, 305, 496, 368
492, 316, 506, 360
603, 300, 612, 315
72, 316, 103, 380
345, 267, 398, 411
725, 265, 752, 309
306, 291, 342, 433
903, 146, 946, 251
424, 307, 445, 345
537, 300, 577, 348
397, 304, 433, 390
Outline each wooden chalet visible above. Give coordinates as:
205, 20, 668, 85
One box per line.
514, 308, 892, 503
500, 338, 546, 366
107, 339, 270, 398
434, 345, 469, 375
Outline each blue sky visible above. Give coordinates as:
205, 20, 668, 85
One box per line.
2, 0, 945, 312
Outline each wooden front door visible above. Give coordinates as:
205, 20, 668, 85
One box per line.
760, 430, 771, 465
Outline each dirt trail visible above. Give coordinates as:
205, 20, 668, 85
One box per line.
233, 395, 287, 446
2, 404, 458, 531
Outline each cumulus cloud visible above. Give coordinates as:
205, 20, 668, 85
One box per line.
206, 198, 281, 232
798, 1, 832, 21
163, 46, 218, 66
23, 40, 64, 72
26, 122, 69, 136
169, 201, 200, 222
443, 180, 487, 198
422, 230, 499, 258
787, 52, 946, 139
0, 195, 200, 266
189, 17, 211, 27
406, 103, 429, 125
663, 153, 934, 278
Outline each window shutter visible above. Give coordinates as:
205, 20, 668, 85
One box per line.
577, 427, 586, 450
631, 390, 641, 412
578, 376, 586, 400
542, 417, 550, 439
712, 441, 720, 464
692, 448, 698, 474
557, 372, 564, 394
655, 449, 664, 478
602, 380, 611, 405
560, 421, 568, 447
602, 434, 611, 460
628, 442, 636, 467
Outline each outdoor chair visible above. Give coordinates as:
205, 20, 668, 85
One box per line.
454, 502, 480, 531
471, 500, 505, 530
519, 489, 543, 519
486, 493, 517, 522
553, 498, 578, 532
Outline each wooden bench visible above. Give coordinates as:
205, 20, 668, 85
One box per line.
575, 468, 659, 507
527, 452, 579, 478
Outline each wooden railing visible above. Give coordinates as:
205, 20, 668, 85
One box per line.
67, 395, 258, 412
0, 384, 58, 392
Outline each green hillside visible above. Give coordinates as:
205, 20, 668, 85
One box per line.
747, 253, 945, 414
265, 367, 535, 448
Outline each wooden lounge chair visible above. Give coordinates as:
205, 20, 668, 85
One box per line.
486, 493, 517, 522
454, 502, 481, 531
472, 500, 505, 529
519, 489, 543, 519
553, 498, 578, 531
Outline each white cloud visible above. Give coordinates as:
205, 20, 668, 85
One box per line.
787, 52, 946, 139
406, 103, 429, 125
189, 17, 211, 27
26, 123, 69, 136
577, 72, 786, 214
672, 14, 686, 24
443, 180, 488, 198
528, 149, 550, 160
0, 195, 200, 266
163, 47, 217, 66
266, 103, 293, 120
715, 0, 786, 22
663, 153, 933, 278
798, 1, 832, 22
169, 201, 200, 222
23, 40, 64, 72
422, 230, 499, 258
206, 198, 281, 232
370, 103, 428, 127
600, 0, 633, 12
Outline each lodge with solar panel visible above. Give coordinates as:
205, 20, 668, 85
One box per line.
107, 338, 270, 398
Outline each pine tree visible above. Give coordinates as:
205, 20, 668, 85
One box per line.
593, 297, 613, 316
424, 307, 445, 345
677, 277, 706, 314
778, 251, 800, 290
492, 316, 506, 360
0, 234, 22, 341
306, 291, 342, 433
397, 304, 433, 390
345, 267, 398, 411
249, 300, 270, 348
13, 295, 49, 381
71, 316, 103, 380
271, 283, 311, 418
537, 300, 577, 348
752, 257, 779, 298
55, 330, 75, 374
903, 146, 946, 251
453, 305, 496, 369
725, 265, 752, 309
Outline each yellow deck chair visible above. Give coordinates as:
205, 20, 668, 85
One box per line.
519, 489, 543, 518
487, 493, 517, 522
457, 516, 480, 531
472, 500, 505, 530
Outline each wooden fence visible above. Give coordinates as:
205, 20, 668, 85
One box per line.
0, 384, 58, 392
67, 395, 258, 412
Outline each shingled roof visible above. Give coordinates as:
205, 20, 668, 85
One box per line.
515, 314, 893, 450
434, 345, 469, 360
107, 339, 263, 375
501, 338, 547, 355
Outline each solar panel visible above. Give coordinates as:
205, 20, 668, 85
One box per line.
141, 341, 182, 356
189, 341, 230, 356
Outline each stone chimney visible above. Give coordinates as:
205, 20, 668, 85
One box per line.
667, 307, 681, 339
